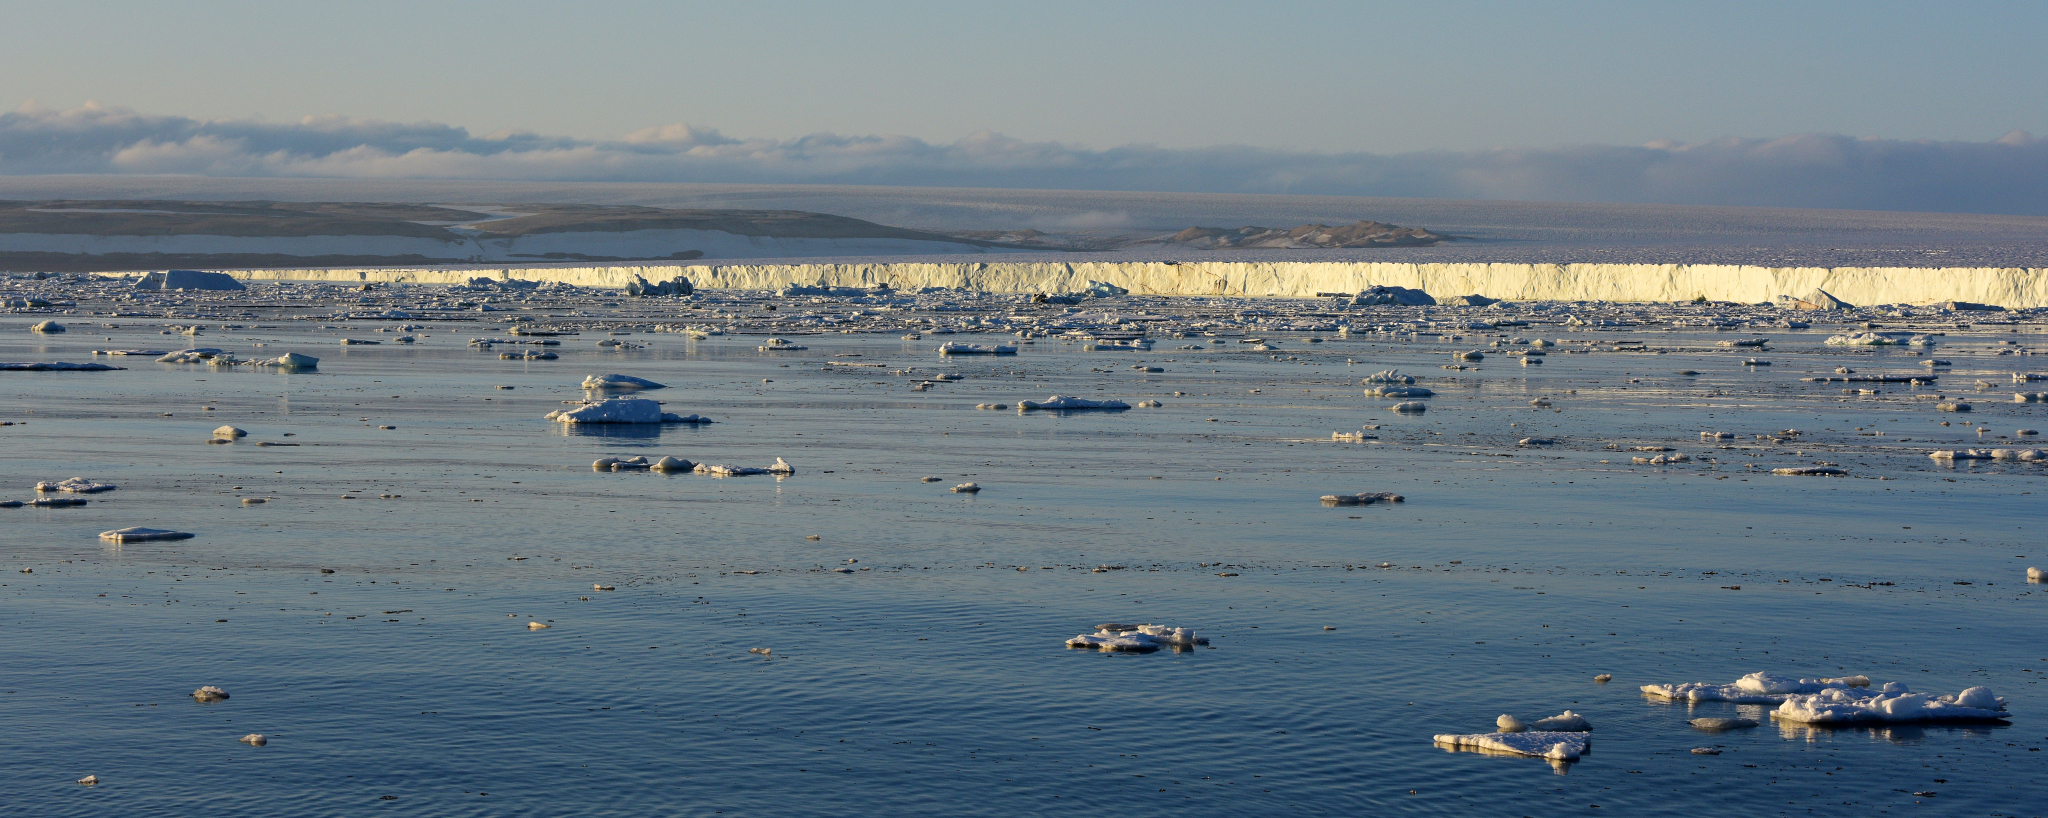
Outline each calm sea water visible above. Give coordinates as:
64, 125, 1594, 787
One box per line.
3, 314, 2043, 816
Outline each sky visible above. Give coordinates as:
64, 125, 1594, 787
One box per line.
2, 0, 2045, 213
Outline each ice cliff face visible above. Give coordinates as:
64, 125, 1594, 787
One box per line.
226, 261, 2048, 307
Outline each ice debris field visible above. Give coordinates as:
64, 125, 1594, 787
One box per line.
2, 269, 2046, 817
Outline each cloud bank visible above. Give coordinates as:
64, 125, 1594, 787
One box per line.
3, 101, 2044, 215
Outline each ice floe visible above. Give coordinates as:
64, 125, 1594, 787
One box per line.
1773, 685, 2009, 724
582, 374, 666, 390
100, 527, 194, 542
191, 686, 229, 702
214, 425, 248, 438
1432, 731, 1590, 761
547, 398, 712, 424
950, 482, 981, 493
1496, 711, 1592, 732
1320, 491, 1403, 506
239, 734, 268, 746
1362, 369, 1414, 384
1772, 466, 1845, 475
1065, 624, 1207, 652
0, 361, 123, 371
29, 320, 64, 333
937, 342, 1017, 355
34, 477, 116, 494
1689, 717, 1759, 730
1017, 395, 1129, 411
1641, 672, 1872, 704
1366, 385, 1433, 398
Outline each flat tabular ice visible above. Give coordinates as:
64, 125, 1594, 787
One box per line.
1065, 624, 1207, 652
1320, 491, 1404, 506
100, 527, 194, 542
547, 399, 711, 424
582, 374, 666, 390
937, 342, 1017, 355
1017, 395, 1129, 411
1773, 685, 2009, 724
1641, 672, 1873, 704
1432, 731, 1590, 761
34, 477, 116, 493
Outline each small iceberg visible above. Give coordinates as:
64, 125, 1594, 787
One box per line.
1018, 395, 1130, 411
1065, 624, 1207, 652
101, 527, 194, 542
582, 374, 666, 390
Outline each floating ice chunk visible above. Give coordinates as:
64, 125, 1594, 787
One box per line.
758, 338, 808, 351
255, 352, 318, 369
31, 497, 87, 507
101, 527, 194, 542
748, 647, 772, 655
1136, 400, 1164, 408
29, 320, 64, 333
1716, 338, 1768, 347
192, 686, 229, 702
652, 456, 692, 472
527, 621, 551, 630
974, 403, 1011, 410
34, 477, 116, 494
1990, 448, 2047, 461
1743, 358, 1771, 366
1432, 731, 1590, 761
1519, 437, 1556, 446
1320, 491, 1403, 506
0, 361, 125, 371
239, 734, 267, 745
1522, 711, 1593, 731
553, 398, 709, 424
1389, 401, 1427, 413
2028, 566, 2045, 581
1773, 686, 2009, 724
1594, 674, 1612, 683
1453, 350, 1484, 361
951, 482, 981, 493
1084, 338, 1153, 351
694, 463, 767, 476
1690, 747, 1721, 755
1936, 402, 1971, 412
1018, 395, 1130, 411
1642, 672, 1871, 703
1930, 449, 1993, 460
1366, 385, 1433, 398
1772, 466, 1845, 476
937, 342, 1017, 355
1496, 714, 1528, 732
1363, 369, 1415, 384
582, 374, 666, 390
1332, 431, 1375, 441
1065, 623, 1207, 652
1689, 717, 1759, 730
2013, 393, 2046, 403
768, 458, 795, 475
500, 350, 558, 360
214, 425, 247, 438
78, 775, 98, 785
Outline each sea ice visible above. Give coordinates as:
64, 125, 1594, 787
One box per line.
1389, 401, 1428, 413
1319, 491, 1404, 506
29, 320, 64, 333
951, 482, 981, 493
1366, 385, 1433, 398
1772, 466, 1845, 475
34, 477, 116, 494
214, 425, 247, 437
1496, 711, 1592, 732
1641, 672, 1873, 704
1065, 624, 1207, 652
1773, 685, 2009, 724
937, 342, 1018, 355
1017, 395, 1130, 411
239, 734, 268, 746
100, 527, 194, 542
0, 361, 124, 371
255, 352, 318, 369
1689, 717, 1759, 730
582, 374, 666, 390
549, 399, 709, 424
192, 686, 229, 702
1432, 731, 1590, 761
1362, 370, 1414, 384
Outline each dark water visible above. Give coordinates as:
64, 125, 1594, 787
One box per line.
3, 316, 2043, 816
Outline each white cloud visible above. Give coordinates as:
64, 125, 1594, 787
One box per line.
2, 102, 2043, 215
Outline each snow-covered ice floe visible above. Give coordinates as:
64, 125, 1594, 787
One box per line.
693, 458, 793, 476
1065, 624, 1207, 652
255, 352, 318, 369
1641, 672, 1872, 703
546, 398, 712, 424
1825, 332, 1937, 346
1362, 369, 1414, 384
1017, 395, 1129, 411
1320, 491, 1403, 506
35, 477, 117, 494
582, 373, 666, 390
937, 342, 1017, 355
99, 527, 194, 542
1366, 385, 1433, 398
758, 338, 808, 351
1083, 339, 1153, 351
1690, 717, 1760, 730
1773, 466, 1846, 476
1773, 685, 2009, 724
1432, 731, 1591, 761
0, 361, 124, 371
1496, 711, 1592, 732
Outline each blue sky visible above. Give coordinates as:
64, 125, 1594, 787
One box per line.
1, 0, 2044, 212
